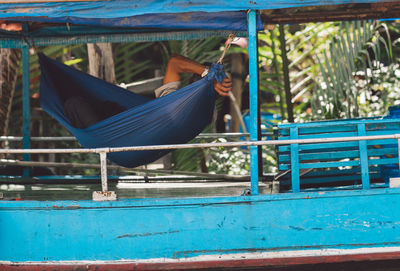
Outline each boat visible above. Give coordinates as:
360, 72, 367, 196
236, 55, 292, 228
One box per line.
2, 0, 400, 270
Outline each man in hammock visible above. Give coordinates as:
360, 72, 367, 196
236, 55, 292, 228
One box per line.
64, 54, 232, 129
155, 54, 232, 97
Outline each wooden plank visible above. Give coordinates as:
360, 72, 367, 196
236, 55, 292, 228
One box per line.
0, 30, 247, 48
3, 188, 400, 263
280, 160, 359, 170
279, 125, 356, 136
278, 131, 359, 140
279, 149, 360, 162
280, 173, 383, 186
5, 251, 400, 270
278, 141, 359, 152
277, 117, 400, 190
279, 139, 398, 153
278, 118, 400, 128
260, 2, 400, 24
299, 160, 360, 170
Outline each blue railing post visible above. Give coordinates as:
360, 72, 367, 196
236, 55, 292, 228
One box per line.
247, 10, 260, 195
22, 23, 30, 177
357, 123, 370, 189
290, 127, 300, 193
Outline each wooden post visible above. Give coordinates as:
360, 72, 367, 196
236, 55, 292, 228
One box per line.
230, 54, 245, 132
22, 24, 30, 176
0, 48, 21, 152
270, 29, 285, 120
279, 24, 294, 123
87, 43, 116, 83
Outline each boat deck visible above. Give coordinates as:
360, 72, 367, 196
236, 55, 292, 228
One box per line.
0, 176, 275, 200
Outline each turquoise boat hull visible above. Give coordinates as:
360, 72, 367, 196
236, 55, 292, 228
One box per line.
2, 188, 400, 269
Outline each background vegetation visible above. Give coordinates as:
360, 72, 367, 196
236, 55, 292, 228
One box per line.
5, 20, 400, 176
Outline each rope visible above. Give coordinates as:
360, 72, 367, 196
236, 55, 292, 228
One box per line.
217, 33, 236, 64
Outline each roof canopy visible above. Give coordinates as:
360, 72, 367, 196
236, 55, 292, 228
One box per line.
0, 0, 392, 19
0, 0, 398, 48
0, 0, 392, 30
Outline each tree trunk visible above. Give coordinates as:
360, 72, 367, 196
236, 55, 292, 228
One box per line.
279, 24, 294, 123
229, 53, 246, 132
0, 48, 21, 138
87, 43, 116, 83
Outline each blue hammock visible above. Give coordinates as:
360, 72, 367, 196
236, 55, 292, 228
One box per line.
39, 54, 225, 167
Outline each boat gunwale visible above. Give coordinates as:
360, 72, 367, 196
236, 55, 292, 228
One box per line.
1, 186, 399, 210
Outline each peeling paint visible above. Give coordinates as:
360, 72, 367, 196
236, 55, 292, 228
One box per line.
289, 226, 305, 231
117, 230, 179, 239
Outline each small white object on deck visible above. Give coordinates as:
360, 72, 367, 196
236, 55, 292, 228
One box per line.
390, 177, 400, 188
92, 191, 117, 201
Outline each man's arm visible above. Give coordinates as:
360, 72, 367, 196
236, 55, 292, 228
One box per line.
163, 54, 232, 96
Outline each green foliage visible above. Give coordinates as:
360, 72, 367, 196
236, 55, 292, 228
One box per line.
10, 21, 399, 176
313, 21, 394, 119
257, 23, 340, 121
113, 42, 157, 83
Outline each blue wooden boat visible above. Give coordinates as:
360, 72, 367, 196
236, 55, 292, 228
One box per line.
2, 0, 400, 270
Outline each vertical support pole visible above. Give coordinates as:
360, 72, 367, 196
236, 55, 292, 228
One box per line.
100, 152, 108, 192
270, 29, 285, 120
93, 151, 116, 201
247, 10, 260, 195
358, 124, 370, 189
279, 24, 294, 123
290, 127, 300, 193
22, 23, 30, 177
398, 138, 400, 171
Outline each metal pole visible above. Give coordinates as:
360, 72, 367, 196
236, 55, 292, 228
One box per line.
247, 10, 260, 195
92, 151, 116, 201
1, 134, 400, 154
22, 23, 30, 177
0, 133, 274, 141
99, 152, 108, 192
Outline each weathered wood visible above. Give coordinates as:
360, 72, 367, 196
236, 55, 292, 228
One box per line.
87, 43, 116, 83
276, 117, 400, 190
0, 48, 20, 154
278, 25, 294, 123
260, 2, 400, 24
3, 188, 400, 266
229, 53, 246, 132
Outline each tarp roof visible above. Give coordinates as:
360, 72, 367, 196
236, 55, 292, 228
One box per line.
0, 0, 391, 30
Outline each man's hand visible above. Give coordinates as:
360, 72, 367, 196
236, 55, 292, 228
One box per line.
214, 78, 232, 96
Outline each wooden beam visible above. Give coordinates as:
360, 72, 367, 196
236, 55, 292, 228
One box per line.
261, 2, 400, 24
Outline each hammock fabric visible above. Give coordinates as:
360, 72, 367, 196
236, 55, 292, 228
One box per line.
39, 53, 225, 167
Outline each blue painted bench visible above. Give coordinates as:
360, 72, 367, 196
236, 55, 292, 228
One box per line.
275, 117, 400, 192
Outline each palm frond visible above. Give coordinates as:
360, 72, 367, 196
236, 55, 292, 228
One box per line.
313, 20, 393, 119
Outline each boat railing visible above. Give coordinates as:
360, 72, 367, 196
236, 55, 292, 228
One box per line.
0, 132, 274, 142
1, 133, 400, 201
